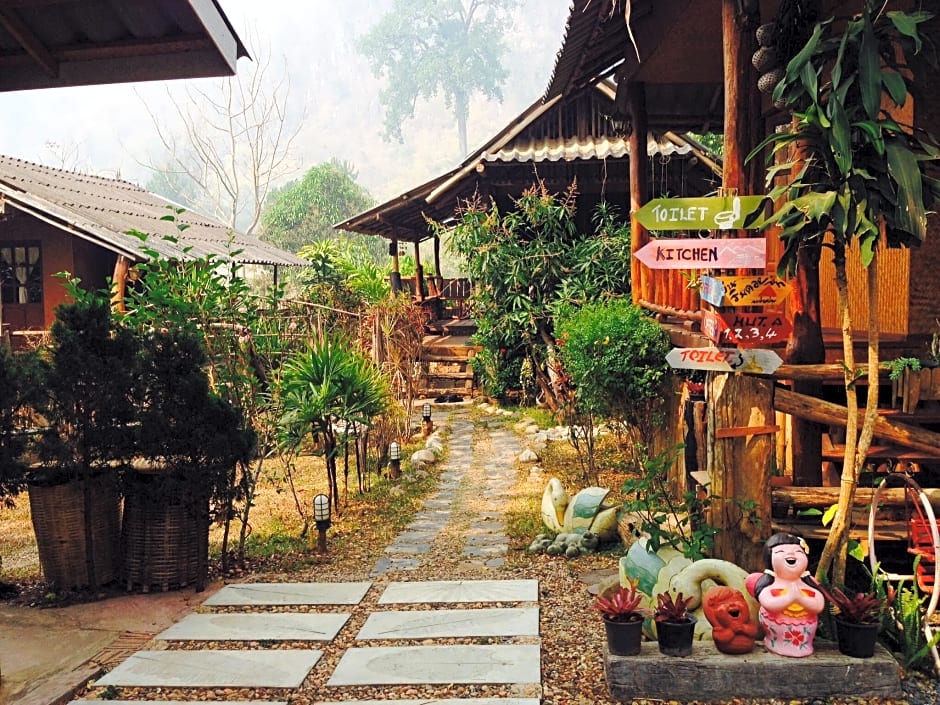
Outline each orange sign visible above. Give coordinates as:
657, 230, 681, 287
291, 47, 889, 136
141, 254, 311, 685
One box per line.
702, 309, 792, 348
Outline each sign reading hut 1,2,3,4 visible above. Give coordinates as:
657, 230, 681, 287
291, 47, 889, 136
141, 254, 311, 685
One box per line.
701, 309, 793, 348
665, 347, 783, 374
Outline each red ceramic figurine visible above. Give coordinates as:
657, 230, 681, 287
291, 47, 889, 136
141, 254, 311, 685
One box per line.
702, 585, 759, 654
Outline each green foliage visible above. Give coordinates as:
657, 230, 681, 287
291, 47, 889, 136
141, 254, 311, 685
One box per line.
0, 346, 44, 506
752, 4, 939, 275
261, 161, 377, 256
358, 0, 516, 155
555, 298, 671, 449
34, 298, 139, 481
622, 446, 719, 561
445, 186, 632, 406
886, 356, 922, 381
277, 335, 392, 511
879, 560, 940, 671
296, 238, 392, 308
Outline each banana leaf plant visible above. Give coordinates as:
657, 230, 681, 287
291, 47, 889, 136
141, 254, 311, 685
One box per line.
751, 2, 940, 583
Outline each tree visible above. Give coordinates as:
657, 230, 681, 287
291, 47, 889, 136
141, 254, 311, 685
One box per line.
261, 161, 378, 256
754, 3, 939, 583
445, 185, 633, 407
359, 0, 516, 156
139, 37, 301, 235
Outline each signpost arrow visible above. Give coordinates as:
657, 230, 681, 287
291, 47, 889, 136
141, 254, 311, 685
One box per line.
666, 347, 783, 374
702, 309, 792, 348
634, 195, 765, 231
700, 275, 792, 307
634, 238, 766, 270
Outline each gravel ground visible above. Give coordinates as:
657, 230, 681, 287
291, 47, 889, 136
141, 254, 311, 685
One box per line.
69, 407, 940, 705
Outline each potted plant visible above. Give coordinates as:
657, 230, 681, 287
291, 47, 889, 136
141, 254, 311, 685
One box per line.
593, 582, 646, 656
29, 298, 139, 591
123, 327, 254, 592
654, 591, 696, 656
821, 584, 891, 658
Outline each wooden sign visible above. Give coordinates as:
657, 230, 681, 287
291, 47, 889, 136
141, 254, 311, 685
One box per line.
700, 275, 792, 307
666, 347, 783, 374
633, 195, 765, 231
633, 238, 766, 270
702, 309, 792, 347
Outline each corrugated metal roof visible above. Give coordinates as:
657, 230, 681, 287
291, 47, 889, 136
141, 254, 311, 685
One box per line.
0, 155, 305, 267
483, 133, 692, 163
0, 0, 248, 92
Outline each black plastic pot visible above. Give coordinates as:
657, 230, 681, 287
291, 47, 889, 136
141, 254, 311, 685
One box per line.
835, 619, 880, 658
603, 616, 644, 656
657, 614, 697, 656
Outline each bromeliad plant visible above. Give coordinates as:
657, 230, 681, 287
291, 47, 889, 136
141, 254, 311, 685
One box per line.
654, 591, 694, 623
822, 584, 892, 624
594, 582, 646, 623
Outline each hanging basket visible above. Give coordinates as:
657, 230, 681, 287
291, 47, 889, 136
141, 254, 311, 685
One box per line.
28, 471, 122, 590
121, 466, 209, 592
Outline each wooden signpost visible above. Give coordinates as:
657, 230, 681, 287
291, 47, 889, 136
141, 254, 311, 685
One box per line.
701, 309, 792, 347
666, 347, 783, 374
633, 238, 766, 270
699, 275, 792, 307
633, 195, 765, 231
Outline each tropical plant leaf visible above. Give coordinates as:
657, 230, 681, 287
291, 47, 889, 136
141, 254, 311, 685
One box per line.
882, 70, 908, 108
858, 16, 881, 120
886, 137, 928, 241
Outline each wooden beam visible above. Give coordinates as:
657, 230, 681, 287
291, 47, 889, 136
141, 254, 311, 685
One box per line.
773, 485, 940, 511
772, 363, 892, 381
774, 387, 940, 456
0, 7, 58, 78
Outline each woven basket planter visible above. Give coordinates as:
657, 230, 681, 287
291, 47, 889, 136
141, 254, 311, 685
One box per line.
28, 472, 122, 590
121, 467, 209, 592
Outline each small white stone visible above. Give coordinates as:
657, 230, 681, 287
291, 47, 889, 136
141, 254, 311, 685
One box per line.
518, 448, 539, 463
411, 449, 437, 466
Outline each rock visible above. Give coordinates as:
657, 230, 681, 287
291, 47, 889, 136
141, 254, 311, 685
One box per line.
411, 448, 437, 466
519, 448, 540, 462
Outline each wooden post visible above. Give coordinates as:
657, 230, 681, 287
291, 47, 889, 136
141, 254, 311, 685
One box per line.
627, 82, 648, 305
390, 238, 402, 294
707, 372, 773, 568
110, 255, 131, 314
413, 240, 424, 301
433, 234, 443, 294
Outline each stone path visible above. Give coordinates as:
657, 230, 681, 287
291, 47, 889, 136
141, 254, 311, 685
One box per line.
73, 404, 542, 705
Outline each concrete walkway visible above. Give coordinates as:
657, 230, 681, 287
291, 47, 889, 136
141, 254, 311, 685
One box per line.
3, 402, 540, 705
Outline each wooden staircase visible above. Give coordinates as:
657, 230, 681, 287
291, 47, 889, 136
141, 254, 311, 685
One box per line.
418, 318, 479, 399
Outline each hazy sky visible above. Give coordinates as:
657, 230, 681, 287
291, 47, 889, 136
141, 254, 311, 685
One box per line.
0, 0, 570, 203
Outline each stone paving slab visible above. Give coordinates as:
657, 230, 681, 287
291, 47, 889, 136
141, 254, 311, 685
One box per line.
72, 702, 287, 705
313, 700, 539, 705
357, 607, 539, 639
370, 557, 421, 576
384, 542, 431, 554
203, 582, 371, 606
327, 645, 541, 686
379, 580, 538, 604
157, 612, 350, 641
462, 545, 509, 557
394, 530, 438, 543
96, 650, 321, 688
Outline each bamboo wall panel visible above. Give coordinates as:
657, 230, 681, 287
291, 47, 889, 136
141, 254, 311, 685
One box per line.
818, 243, 909, 335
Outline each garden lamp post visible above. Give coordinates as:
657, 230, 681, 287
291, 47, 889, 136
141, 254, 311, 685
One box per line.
313, 493, 331, 553
422, 403, 433, 434
389, 441, 401, 479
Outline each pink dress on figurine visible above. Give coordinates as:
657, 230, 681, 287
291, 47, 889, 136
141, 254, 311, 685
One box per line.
749, 533, 825, 657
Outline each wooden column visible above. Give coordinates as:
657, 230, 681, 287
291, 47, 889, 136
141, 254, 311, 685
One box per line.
627, 82, 648, 305
110, 255, 132, 314
707, 372, 773, 569
390, 238, 402, 294
413, 240, 424, 301
722, 0, 762, 197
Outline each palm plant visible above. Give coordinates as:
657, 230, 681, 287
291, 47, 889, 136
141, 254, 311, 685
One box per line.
277, 335, 392, 512
752, 3, 939, 583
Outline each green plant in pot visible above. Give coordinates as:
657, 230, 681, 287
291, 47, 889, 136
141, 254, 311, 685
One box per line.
0, 345, 44, 511
654, 591, 697, 657
822, 584, 891, 658
593, 581, 647, 657
125, 327, 255, 592
30, 298, 139, 591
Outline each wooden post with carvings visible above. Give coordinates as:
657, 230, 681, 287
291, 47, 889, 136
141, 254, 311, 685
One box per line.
707, 372, 773, 569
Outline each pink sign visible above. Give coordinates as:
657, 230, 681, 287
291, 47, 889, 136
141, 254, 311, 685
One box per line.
634, 238, 766, 270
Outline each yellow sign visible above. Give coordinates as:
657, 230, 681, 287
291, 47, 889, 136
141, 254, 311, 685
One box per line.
700, 275, 792, 307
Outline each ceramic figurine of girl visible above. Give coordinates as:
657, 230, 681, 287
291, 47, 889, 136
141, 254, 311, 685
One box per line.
747, 532, 825, 657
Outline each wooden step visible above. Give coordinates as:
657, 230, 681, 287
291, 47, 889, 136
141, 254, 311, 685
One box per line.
421, 370, 475, 380
420, 353, 476, 363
